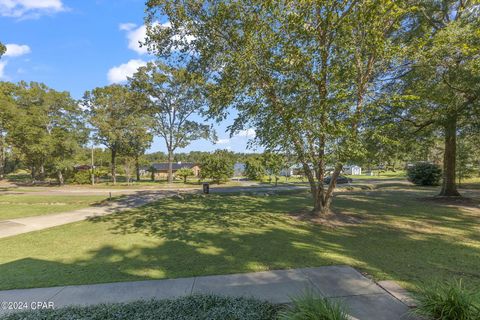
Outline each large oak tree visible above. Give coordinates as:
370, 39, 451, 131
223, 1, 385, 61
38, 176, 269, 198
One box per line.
1, 82, 87, 183
130, 62, 214, 183
144, 0, 408, 215
384, 0, 480, 196
84, 85, 151, 184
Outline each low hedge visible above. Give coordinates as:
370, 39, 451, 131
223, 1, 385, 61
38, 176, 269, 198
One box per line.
1, 295, 278, 320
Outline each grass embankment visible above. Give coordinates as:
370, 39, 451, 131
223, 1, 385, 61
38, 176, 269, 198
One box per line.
0, 184, 478, 293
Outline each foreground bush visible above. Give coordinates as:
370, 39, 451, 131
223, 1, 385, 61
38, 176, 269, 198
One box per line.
68, 171, 91, 185
278, 291, 349, 320
407, 162, 442, 186
413, 280, 480, 320
2, 295, 278, 320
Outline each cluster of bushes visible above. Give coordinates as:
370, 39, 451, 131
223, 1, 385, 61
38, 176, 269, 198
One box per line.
413, 280, 480, 320
2, 295, 277, 320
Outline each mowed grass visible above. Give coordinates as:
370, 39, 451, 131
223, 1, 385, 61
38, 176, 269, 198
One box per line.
345, 170, 407, 180
0, 185, 479, 293
73, 179, 246, 189
459, 176, 480, 189
0, 194, 109, 220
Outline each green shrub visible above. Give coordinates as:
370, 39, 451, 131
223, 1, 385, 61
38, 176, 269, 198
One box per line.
278, 291, 349, 320
176, 167, 195, 183
407, 162, 442, 186
200, 150, 235, 183
245, 157, 266, 180
68, 171, 91, 185
2, 294, 278, 320
412, 279, 480, 320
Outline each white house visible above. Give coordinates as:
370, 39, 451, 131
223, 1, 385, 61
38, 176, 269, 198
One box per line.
343, 165, 362, 175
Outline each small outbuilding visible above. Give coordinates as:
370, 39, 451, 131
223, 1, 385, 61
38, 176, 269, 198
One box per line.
343, 165, 362, 175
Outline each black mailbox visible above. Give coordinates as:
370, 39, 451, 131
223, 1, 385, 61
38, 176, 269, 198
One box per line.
202, 183, 210, 194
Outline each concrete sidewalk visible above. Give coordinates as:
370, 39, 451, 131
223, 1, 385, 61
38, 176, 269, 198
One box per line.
0, 266, 415, 320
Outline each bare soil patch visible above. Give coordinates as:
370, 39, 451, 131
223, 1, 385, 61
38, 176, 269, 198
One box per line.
289, 209, 363, 227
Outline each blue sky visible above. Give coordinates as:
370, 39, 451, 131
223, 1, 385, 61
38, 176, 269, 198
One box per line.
0, 0, 259, 154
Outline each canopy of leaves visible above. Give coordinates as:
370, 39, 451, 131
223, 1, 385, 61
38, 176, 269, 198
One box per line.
129, 62, 214, 155
244, 156, 265, 180
200, 149, 235, 183
84, 84, 151, 154
145, 0, 409, 214
1, 81, 88, 181
176, 167, 195, 182
0, 42, 5, 57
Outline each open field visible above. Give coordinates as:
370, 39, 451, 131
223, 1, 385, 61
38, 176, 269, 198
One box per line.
0, 184, 478, 294
0, 194, 110, 220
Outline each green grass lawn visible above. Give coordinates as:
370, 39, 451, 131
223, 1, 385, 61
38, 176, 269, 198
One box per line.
0, 194, 109, 220
0, 185, 478, 294
345, 170, 407, 180
75, 179, 246, 189
459, 176, 480, 189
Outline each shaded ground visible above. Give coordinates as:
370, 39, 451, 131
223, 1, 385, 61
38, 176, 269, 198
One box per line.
0, 184, 478, 296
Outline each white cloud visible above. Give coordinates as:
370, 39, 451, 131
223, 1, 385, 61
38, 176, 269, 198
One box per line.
119, 23, 149, 55
119, 21, 194, 55
0, 61, 7, 78
107, 59, 147, 84
119, 22, 136, 31
216, 138, 230, 144
0, 0, 65, 18
236, 128, 256, 138
4, 43, 31, 57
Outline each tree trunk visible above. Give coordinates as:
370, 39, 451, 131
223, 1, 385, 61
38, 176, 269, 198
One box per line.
311, 164, 342, 216
135, 155, 140, 182
312, 191, 334, 216
0, 133, 5, 180
57, 171, 64, 185
111, 148, 117, 185
39, 164, 45, 181
167, 150, 173, 184
439, 114, 461, 197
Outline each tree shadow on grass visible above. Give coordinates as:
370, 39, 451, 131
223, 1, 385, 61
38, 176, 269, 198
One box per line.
0, 189, 479, 293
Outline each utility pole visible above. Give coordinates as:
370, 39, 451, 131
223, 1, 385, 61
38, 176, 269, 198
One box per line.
91, 145, 95, 186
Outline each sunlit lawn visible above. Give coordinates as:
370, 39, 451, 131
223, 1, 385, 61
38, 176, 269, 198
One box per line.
0, 194, 109, 220
459, 176, 480, 189
0, 185, 478, 294
75, 179, 246, 189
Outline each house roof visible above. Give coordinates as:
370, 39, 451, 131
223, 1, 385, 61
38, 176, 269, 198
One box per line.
148, 162, 197, 171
